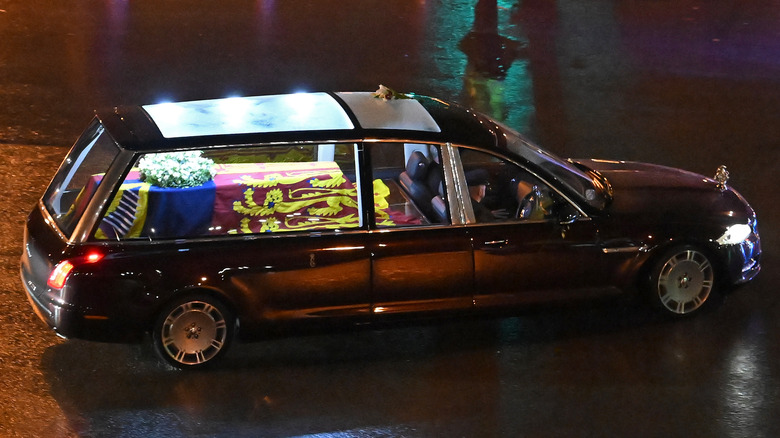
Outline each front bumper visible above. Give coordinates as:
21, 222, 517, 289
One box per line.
725, 230, 761, 285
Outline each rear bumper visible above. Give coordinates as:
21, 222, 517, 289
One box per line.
20, 263, 145, 343
21, 208, 147, 343
22, 267, 78, 339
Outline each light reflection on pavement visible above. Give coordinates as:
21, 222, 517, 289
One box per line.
0, 0, 778, 436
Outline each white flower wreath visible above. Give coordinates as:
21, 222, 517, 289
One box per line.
138, 151, 216, 188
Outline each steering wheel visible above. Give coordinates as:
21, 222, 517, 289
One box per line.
516, 186, 541, 219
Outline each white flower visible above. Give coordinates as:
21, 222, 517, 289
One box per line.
139, 151, 216, 188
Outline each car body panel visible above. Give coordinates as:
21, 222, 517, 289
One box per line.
469, 217, 626, 307
578, 158, 761, 285
20, 91, 761, 348
368, 226, 474, 315
582, 159, 753, 222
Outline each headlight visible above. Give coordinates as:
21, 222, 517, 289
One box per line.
716, 224, 752, 245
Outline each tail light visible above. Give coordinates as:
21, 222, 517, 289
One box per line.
47, 251, 105, 289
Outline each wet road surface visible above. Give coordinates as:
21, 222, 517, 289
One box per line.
1, 0, 779, 436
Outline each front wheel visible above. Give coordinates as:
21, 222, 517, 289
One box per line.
646, 246, 717, 316
153, 294, 235, 369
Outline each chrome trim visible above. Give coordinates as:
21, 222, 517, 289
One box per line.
37, 200, 68, 242
601, 244, 648, 254
70, 148, 136, 244
441, 143, 472, 225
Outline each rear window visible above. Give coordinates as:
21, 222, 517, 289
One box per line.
43, 120, 121, 237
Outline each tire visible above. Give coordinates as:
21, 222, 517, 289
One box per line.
645, 245, 717, 316
153, 294, 235, 369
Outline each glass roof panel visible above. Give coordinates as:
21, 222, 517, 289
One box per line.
143, 93, 354, 138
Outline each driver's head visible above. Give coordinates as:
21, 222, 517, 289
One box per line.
469, 184, 486, 202
466, 169, 490, 202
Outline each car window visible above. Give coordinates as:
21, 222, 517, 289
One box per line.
491, 119, 607, 209
368, 142, 449, 228
458, 148, 563, 223
43, 120, 121, 237
95, 143, 362, 240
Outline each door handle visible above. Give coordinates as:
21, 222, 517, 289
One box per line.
484, 239, 508, 246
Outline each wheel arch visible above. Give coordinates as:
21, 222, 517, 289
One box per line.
634, 237, 729, 293
148, 284, 241, 334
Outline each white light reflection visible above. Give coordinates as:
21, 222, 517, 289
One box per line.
323, 246, 365, 251
218, 96, 252, 128
285, 91, 318, 123
298, 425, 418, 437
143, 93, 354, 138
146, 102, 184, 133
720, 322, 771, 435
716, 224, 752, 246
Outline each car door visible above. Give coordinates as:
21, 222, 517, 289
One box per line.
469, 218, 615, 307
224, 143, 373, 323
456, 147, 617, 308
226, 233, 372, 323
363, 142, 474, 317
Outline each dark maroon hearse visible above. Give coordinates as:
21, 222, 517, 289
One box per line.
21, 90, 761, 368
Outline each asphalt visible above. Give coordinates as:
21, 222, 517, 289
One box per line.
2, 0, 780, 436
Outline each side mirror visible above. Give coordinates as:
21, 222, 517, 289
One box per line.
558, 203, 579, 225
559, 213, 578, 226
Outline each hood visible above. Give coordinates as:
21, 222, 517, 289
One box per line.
574, 159, 753, 224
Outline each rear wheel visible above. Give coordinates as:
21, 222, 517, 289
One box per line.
153, 294, 235, 369
646, 246, 717, 316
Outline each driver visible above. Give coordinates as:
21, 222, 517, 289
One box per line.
466, 169, 496, 223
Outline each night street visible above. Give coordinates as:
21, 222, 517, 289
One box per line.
1, 0, 779, 436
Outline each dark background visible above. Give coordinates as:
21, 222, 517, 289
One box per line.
1, 0, 778, 436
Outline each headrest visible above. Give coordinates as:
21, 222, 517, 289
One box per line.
405, 151, 429, 181
431, 195, 447, 223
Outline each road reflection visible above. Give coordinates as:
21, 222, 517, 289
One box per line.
40, 290, 778, 436
459, 0, 532, 136
36, 298, 750, 436
3, 0, 779, 435
720, 316, 775, 435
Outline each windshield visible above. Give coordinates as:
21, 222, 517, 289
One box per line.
495, 121, 608, 209
43, 120, 121, 237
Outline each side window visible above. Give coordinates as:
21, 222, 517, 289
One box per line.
369, 143, 448, 228
459, 148, 560, 223
95, 144, 361, 239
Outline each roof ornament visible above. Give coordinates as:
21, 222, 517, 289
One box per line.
372, 85, 411, 101
714, 165, 729, 191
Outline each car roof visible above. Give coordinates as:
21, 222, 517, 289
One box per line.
96, 92, 498, 152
